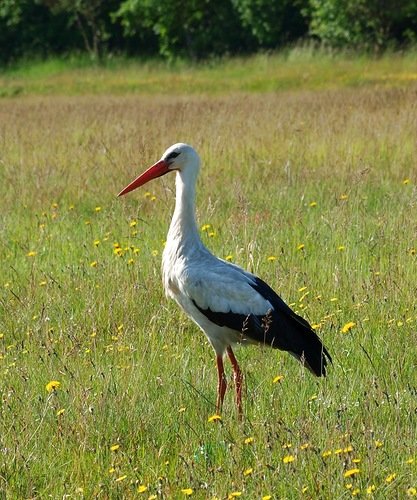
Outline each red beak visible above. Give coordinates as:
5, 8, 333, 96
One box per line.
118, 160, 169, 197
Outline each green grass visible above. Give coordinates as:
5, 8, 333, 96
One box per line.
1, 48, 417, 97
0, 55, 417, 498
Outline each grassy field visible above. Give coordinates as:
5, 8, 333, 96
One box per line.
1, 53, 417, 498
1, 49, 417, 96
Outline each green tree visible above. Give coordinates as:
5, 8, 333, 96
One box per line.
42, 0, 120, 60
308, 0, 417, 50
0, 0, 78, 63
114, 0, 253, 59
233, 0, 308, 48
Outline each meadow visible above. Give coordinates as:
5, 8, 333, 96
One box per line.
0, 52, 417, 498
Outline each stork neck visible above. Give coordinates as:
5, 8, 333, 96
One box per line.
168, 169, 200, 246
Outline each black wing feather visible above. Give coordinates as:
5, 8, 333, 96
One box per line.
193, 276, 332, 376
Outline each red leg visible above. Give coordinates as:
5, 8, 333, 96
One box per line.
227, 346, 243, 417
216, 354, 227, 414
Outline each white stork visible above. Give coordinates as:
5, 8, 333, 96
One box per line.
118, 143, 331, 416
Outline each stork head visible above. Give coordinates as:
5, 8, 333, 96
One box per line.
118, 143, 200, 196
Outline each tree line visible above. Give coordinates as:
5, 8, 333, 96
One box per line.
1, 0, 416, 64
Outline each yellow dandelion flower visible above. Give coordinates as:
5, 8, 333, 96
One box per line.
39, 280, 47, 286
407, 487, 417, 496
27, 251, 37, 257
385, 473, 396, 483
352, 458, 361, 464
273, 375, 284, 383
137, 485, 148, 493
244, 437, 254, 444
85, 220, 91, 225
208, 231, 216, 237
309, 394, 318, 401
129, 220, 137, 227
283, 455, 295, 464
90, 261, 97, 267
243, 467, 253, 476
352, 488, 360, 496
403, 178, 410, 185
282, 443, 292, 449
178, 406, 186, 413
267, 255, 277, 262
262, 496, 272, 500
340, 194, 348, 200
201, 224, 211, 231
341, 321, 356, 333
93, 239, 100, 246
207, 414, 222, 423
346, 483, 353, 489
301, 486, 308, 493
108, 467, 115, 474
127, 259, 134, 265
374, 440, 383, 448
406, 458, 415, 464
225, 255, 233, 261
366, 485, 376, 494
114, 247, 123, 256
69, 204, 75, 210
110, 444, 120, 451
297, 243, 305, 251
338, 245, 345, 251
115, 475, 127, 482
133, 247, 140, 254
330, 297, 338, 302
228, 492, 242, 499
181, 488, 193, 495
56, 408, 65, 416
309, 201, 317, 207
152, 250, 159, 257
300, 443, 310, 450
150, 195, 157, 201
45, 380, 60, 392
311, 323, 321, 330
344, 445, 353, 453
344, 468, 360, 478
334, 448, 343, 455
95, 206, 102, 212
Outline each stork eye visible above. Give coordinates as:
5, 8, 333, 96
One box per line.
167, 151, 180, 161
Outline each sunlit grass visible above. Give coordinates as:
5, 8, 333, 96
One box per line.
1, 48, 417, 97
0, 70, 416, 497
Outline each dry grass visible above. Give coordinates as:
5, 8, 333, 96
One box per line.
1, 81, 417, 497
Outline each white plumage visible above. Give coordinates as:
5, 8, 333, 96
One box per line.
119, 143, 331, 416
